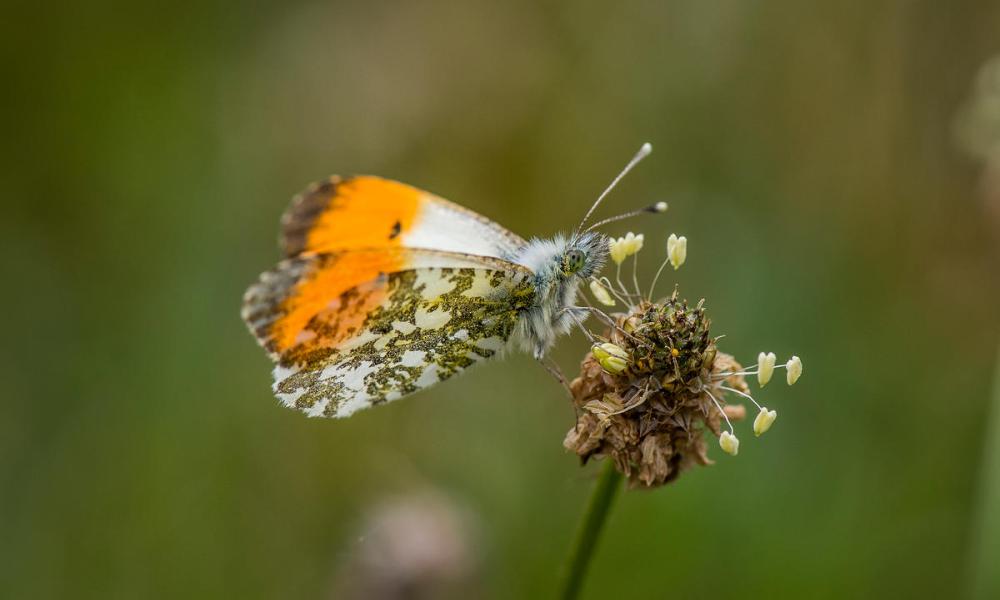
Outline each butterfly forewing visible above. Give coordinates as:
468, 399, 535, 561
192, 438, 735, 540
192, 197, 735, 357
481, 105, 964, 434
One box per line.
281, 175, 527, 259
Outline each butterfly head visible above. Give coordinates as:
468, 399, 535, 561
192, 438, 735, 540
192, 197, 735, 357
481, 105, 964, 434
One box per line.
562, 231, 608, 279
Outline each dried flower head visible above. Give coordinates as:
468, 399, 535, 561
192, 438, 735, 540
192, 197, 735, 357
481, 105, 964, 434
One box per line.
566, 232, 803, 488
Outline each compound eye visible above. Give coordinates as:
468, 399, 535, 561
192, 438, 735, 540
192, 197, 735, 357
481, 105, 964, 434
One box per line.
564, 249, 586, 274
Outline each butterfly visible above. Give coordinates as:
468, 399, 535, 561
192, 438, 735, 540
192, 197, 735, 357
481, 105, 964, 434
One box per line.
241, 144, 661, 418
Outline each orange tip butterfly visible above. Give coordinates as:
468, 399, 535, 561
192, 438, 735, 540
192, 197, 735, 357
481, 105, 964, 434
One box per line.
241, 143, 663, 417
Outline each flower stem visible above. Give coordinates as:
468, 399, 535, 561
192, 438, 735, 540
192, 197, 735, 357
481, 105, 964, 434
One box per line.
559, 460, 623, 600
966, 343, 1000, 599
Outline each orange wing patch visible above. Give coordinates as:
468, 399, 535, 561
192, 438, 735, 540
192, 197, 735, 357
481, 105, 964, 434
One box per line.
281, 176, 420, 257
274, 251, 400, 354
243, 249, 406, 360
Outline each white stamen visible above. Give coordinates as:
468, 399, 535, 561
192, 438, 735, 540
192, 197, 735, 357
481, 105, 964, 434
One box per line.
753, 407, 777, 436
609, 236, 629, 265
667, 234, 687, 270
589, 279, 616, 306
704, 388, 735, 433
631, 248, 642, 298
719, 431, 740, 456
625, 232, 644, 254
757, 352, 777, 387
786, 356, 803, 385
615, 261, 634, 308
647, 256, 670, 300
597, 276, 632, 305
720, 384, 763, 411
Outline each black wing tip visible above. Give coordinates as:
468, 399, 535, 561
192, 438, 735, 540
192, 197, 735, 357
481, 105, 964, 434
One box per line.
280, 175, 348, 257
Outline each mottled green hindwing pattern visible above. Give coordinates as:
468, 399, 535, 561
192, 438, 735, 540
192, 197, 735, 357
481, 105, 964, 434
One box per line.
272, 266, 536, 418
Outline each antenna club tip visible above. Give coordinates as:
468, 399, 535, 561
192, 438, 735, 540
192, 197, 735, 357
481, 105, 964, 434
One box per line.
640, 142, 653, 155
652, 201, 668, 213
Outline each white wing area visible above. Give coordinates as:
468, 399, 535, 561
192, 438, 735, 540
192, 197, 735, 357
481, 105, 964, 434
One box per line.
403, 191, 527, 259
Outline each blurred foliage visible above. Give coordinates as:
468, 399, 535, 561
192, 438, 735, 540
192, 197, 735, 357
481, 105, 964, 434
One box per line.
3, 1, 1000, 598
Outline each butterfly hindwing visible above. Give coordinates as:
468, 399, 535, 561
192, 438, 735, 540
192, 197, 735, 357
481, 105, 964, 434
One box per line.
281, 175, 527, 259
241, 248, 536, 417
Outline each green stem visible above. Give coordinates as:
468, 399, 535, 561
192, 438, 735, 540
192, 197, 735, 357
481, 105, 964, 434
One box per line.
967, 344, 1000, 599
559, 460, 623, 600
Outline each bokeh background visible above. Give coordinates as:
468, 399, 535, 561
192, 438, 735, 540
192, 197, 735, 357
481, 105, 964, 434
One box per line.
4, 1, 1000, 598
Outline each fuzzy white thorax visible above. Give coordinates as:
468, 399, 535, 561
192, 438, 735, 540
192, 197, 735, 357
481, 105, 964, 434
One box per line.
506, 232, 608, 358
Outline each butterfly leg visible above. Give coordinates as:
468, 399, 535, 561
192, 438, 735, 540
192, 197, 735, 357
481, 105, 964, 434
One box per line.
564, 305, 654, 349
538, 356, 573, 397
537, 355, 587, 431
560, 307, 597, 344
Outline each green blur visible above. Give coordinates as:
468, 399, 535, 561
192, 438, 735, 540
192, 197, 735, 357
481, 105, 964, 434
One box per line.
3, 1, 1000, 598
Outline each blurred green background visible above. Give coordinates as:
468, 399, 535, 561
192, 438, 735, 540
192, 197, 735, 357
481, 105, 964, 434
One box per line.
4, 1, 1000, 598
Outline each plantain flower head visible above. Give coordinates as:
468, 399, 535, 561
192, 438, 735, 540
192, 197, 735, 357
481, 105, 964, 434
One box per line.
564, 230, 804, 488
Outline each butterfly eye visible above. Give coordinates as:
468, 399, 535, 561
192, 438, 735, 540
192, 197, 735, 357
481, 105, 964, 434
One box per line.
563, 249, 587, 274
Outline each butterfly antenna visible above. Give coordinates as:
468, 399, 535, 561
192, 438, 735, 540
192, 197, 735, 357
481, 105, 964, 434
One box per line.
574, 142, 653, 237
584, 201, 668, 232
